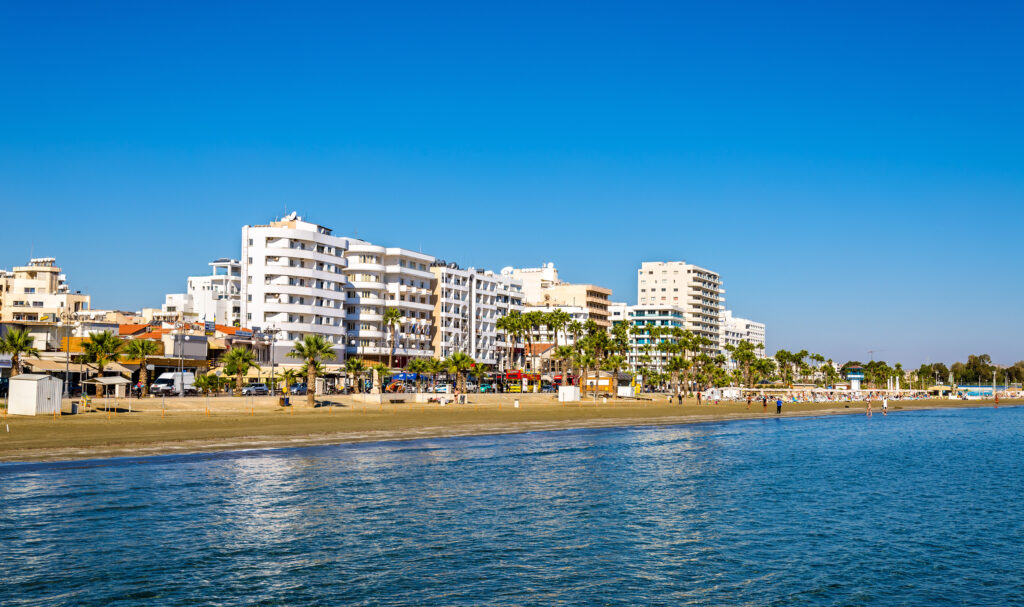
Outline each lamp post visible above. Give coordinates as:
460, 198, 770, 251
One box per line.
59, 309, 79, 399
175, 321, 185, 397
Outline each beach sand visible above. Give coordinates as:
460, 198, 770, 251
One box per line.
0, 393, 1015, 463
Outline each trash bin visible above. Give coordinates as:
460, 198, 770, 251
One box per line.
279, 396, 290, 407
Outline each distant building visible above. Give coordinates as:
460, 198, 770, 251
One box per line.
161, 258, 242, 326
637, 261, 723, 348
720, 310, 766, 354
0, 258, 90, 324
430, 262, 523, 368
503, 262, 613, 327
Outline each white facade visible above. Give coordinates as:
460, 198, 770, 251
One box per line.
241, 214, 350, 362
619, 304, 688, 374
523, 304, 588, 346
162, 259, 242, 325
343, 240, 435, 363
720, 310, 766, 355
502, 262, 559, 304
432, 263, 524, 368
637, 261, 724, 350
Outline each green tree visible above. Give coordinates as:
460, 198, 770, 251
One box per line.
406, 358, 431, 393
193, 373, 218, 396
602, 354, 627, 395
277, 368, 301, 392
80, 331, 124, 395
496, 311, 525, 371
0, 328, 40, 376
344, 358, 366, 393
123, 338, 160, 396
383, 307, 403, 370
553, 345, 575, 386
223, 346, 256, 395
545, 309, 571, 346
444, 352, 475, 394
288, 335, 337, 406
522, 310, 546, 377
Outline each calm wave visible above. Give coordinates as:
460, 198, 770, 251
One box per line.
1, 407, 1023, 605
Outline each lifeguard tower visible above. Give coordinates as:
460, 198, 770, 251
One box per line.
845, 366, 865, 391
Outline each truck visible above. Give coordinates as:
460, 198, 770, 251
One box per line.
150, 372, 196, 396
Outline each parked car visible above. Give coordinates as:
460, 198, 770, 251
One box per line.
289, 383, 307, 395
241, 383, 269, 396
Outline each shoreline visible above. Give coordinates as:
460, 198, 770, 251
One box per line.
1, 397, 1015, 465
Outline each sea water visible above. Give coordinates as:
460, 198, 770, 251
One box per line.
1, 407, 1022, 605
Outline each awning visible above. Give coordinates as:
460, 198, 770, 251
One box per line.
26, 359, 94, 374
84, 376, 132, 386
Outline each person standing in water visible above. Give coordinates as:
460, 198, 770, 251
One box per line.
882, 397, 888, 416
762, 395, 768, 412
866, 398, 873, 417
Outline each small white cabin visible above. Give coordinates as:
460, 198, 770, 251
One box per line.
8, 374, 64, 416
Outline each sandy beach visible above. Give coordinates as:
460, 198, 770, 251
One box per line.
0, 393, 1015, 463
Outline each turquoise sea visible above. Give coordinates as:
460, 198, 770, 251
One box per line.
1, 407, 1022, 605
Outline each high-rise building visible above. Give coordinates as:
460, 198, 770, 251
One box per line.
637, 261, 723, 349
0, 258, 90, 323
161, 258, 242, 325
720, 310, 766, 356
342, 240, 435, 365
430, 262, 524, 368
504, 263, 613, 327
240, 214, 351, 363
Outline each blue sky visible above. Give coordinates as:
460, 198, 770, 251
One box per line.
1, 1, 1022, 366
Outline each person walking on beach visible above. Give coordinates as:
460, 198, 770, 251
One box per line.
776, 396, 782, 414
762, 395, 768, 412
746, 395, 752, 410
696, 391, 702, 406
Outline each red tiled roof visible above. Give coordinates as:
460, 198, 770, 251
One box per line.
119, 324, 151, 336
134, 329, 170, 340
527, 343, 556, 356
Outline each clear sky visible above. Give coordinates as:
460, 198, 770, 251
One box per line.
1, 1, 1022, 367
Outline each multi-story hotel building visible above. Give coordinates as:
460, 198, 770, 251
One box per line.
0, 258, 90, 324
431, 262, 524, 368
637, 261, 724, 350
162, 258, 242, 325
343, 240, 435, 365
720, 310, 766, 356
612, 304, 688, 375
240, 214, 350, 363
504, 263, 613, 328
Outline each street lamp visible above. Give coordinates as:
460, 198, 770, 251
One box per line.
175, 321, 185, 397
59, 309, 80, 399
264, 325, 277, 396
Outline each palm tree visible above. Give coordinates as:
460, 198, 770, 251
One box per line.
344, 358, 366, 393
577, 350, 596, 398
277, 368, 301, 392
370, 362, 390, 392
288, 335, 337, 406
123, 339, 160, 396
223, 346, 256, 395
80, 331, 124, 380
602, 354, 626, 395
521, 310, 546, 376
567, 320, 583, 349
406, 358, 431, 393
383, 307, 403, 369
444, 352, 475, 394
666, 355, 690, 398
545, 309, 571, 345
469, 363, 491, 391
193, 373, 218, 396
495, 311, 522, 372
0, 328, 40, 376
553, 345, 575, 386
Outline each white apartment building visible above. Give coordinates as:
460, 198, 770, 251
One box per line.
637, 261, 724, 350
615, 304, 688, 375
720, 310, 766, 356
502, 263, 559, 303
343, 240, 435, 365
162, 258, 242, 325
0, 258, 90, 323
522, 304, 588, 346
240, 214, 350, 363
431, 262, 524, 368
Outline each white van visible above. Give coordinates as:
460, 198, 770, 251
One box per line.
150, 372, 196, 396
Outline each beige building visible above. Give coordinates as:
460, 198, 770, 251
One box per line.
0, 258, 90, 323
502, 262, 613, 327
637, 261, 724, 347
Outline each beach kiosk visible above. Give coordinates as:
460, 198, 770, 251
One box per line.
7, 374, 63, 416
845, 366, 865, 392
